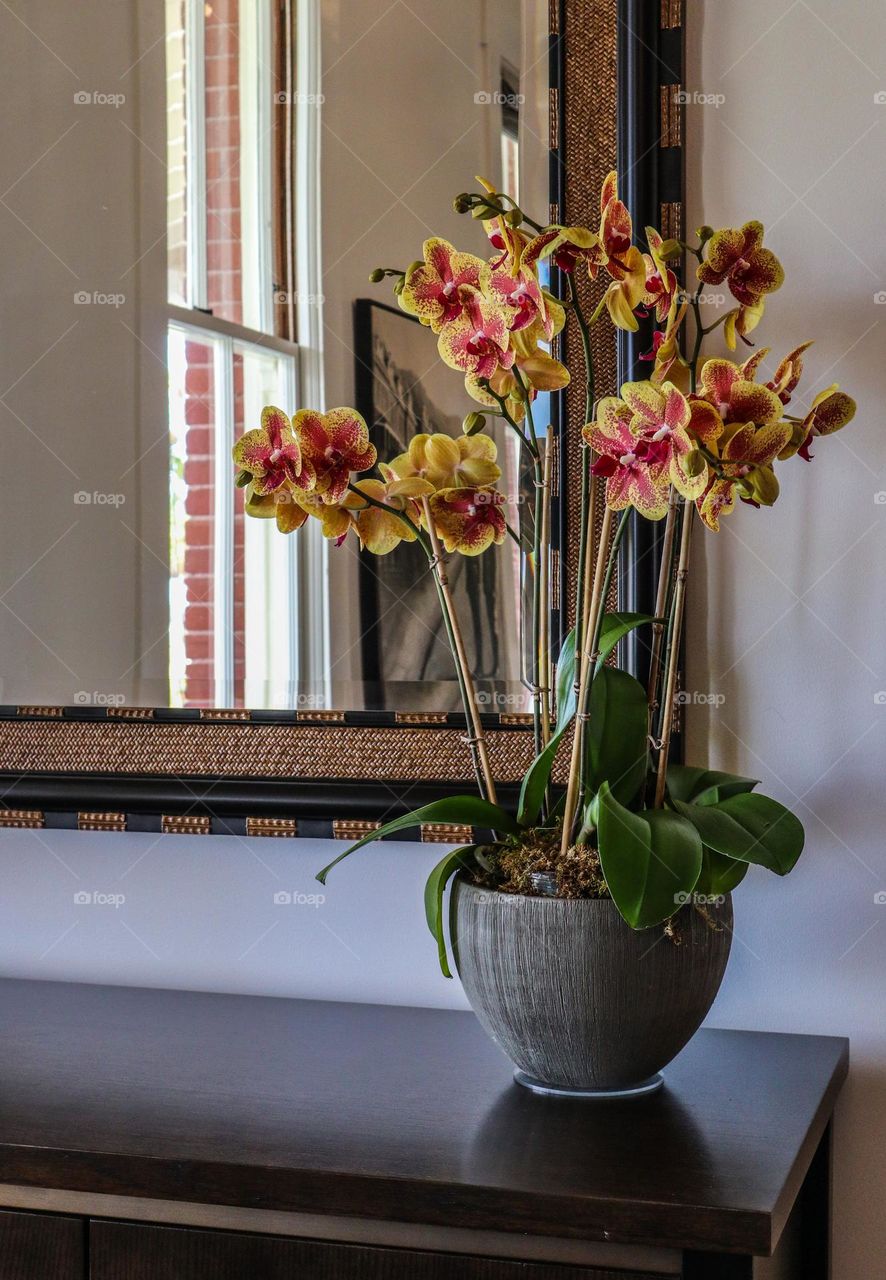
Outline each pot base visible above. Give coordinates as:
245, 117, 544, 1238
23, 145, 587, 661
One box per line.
514, 1069, 663, 1100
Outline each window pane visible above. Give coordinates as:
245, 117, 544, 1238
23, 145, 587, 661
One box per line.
169, 329, 217, 707
236, 345, 296, 708
205, 0, 245, 325
166, 0, 188, 306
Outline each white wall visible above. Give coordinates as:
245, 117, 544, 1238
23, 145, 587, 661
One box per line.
0, 3, 882, 1276
685, 3, 886, 1275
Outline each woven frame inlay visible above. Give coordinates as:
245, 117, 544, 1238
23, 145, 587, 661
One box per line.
661, 0, 682, 28
333, 819, 381, 841
562, 0, 618, 627
0, 809, 44, 828
78, 812, 126, 832
421, 823, 474, 844
246, 817, 298, 838
0, 721, 556, 783
660, 201, 684, 241
162, 815, 212, 835
660, 84, 683, 148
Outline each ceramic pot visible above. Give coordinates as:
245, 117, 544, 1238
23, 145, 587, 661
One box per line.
451, 878, 732, 1097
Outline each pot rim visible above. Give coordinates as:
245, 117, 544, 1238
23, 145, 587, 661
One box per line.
453, 874, 733, 913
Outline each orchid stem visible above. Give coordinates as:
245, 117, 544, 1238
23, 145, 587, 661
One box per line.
420, 496, 498, 805
653, 499, 695, 808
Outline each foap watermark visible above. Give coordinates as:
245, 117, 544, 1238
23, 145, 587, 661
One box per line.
673, 89, 725, 109
273, 890, 326, 907
74, 691, 126, 706
675, 690, 726, 708
874, 91, 886, 105
675, 891, 726, 907
475, 689, 529, 711
274, 91, 324, 105
74, 290, 126, 307
474, 90, 525, 107
74, 90, 126, 108
273, 290, 324, 306
874, 491, 886, 505
874, 691, 886, 706
74, 890, 126, 908
874, 891, 886, 905
74, 490, 126, 507
874, 292, 886, 305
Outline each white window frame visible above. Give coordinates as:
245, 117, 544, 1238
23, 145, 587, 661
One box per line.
167, 0, 328, 708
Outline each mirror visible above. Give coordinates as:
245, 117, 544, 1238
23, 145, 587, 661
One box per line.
0, 0, 552, 715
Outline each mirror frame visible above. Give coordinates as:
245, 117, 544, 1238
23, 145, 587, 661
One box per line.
0, 0, 686, 841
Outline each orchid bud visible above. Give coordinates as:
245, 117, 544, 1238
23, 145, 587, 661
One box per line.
235, 469, 252, 488
505, 206, 523, 228
463, 411, 487, 436
368, 268, 385, 283
683, 449, 706, 479
453, 192, 473, 214
658, 238, 683, 260
696, 225, 715, 244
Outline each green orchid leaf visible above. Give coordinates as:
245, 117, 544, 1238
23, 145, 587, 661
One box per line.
585, 666, 649, 808
695, 846, 749, 897
518, 721, 570, 827
424, 846, 477, 979
315, 796, 521, 883
594, 612, 659, 674
554, 627, 577, 733
667, 764, 760, 807
597, 782, 703, 929
673, 793, 805, 875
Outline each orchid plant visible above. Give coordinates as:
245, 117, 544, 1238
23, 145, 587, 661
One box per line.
233, 172, 856, 976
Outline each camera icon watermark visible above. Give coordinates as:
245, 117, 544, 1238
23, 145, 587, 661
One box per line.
74, 890, 126, 907
74, 490, 126, 507
74, 290, 126, 307
273, 290, 324, 306
673, 89, 726, 108
274, 91, 324, 105
74, 691, 126, 706
874, 292, 886, 305
874, 691, 886, 706
874, 492, 886, 505
473, 90, 525, 107
273, 890, 326, 907
874, 91, 886, 105
874, 891, 886, 905
675, 891, 726, 907
74, 90, 126, 108
674, 690, 726, 708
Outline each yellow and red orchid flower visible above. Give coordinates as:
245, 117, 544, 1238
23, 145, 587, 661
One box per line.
437, 287, 514, 380
243, 482, 311, 534
641, 227, 679, 323
522, 224, 601, 278
232, 406, 314, 497
766, 341, 813, 404
429, 487, 507, 555
649, 297, 690, 393
695, 358, 784, 428
698, 221, 784, 309
488, 264, 565, 342
583, 398, 671, 520
465, 326, 570, 419
345, 472, 432, 555
399, 238, 490, 334
723, 300, 765, 351
781, 385, 857, 461
387, 432, 501, 491
292, 407, 377, 504
697, 419, 793, 530
601, 245, 648, 332
621, 380, 715, 501
587, 170, 634, 282
473, 176, 531, 270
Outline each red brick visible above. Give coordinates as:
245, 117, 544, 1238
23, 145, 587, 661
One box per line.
186, 488, 213, 517
185, 459, 211, 487
184, 605, 212, 633
186, 633, 213, 660
185, 427, 212, 455
185, 547, 211, 575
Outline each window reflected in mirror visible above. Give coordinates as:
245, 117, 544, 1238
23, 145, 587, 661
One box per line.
0, 0, 552, 714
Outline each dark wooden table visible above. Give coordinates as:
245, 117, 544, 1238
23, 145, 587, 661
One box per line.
0, 978, 847, 1279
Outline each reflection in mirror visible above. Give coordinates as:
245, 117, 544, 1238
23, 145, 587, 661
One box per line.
0, 0, 551, 713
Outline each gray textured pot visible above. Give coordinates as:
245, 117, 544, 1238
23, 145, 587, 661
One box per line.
451, 878, 732, 1096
